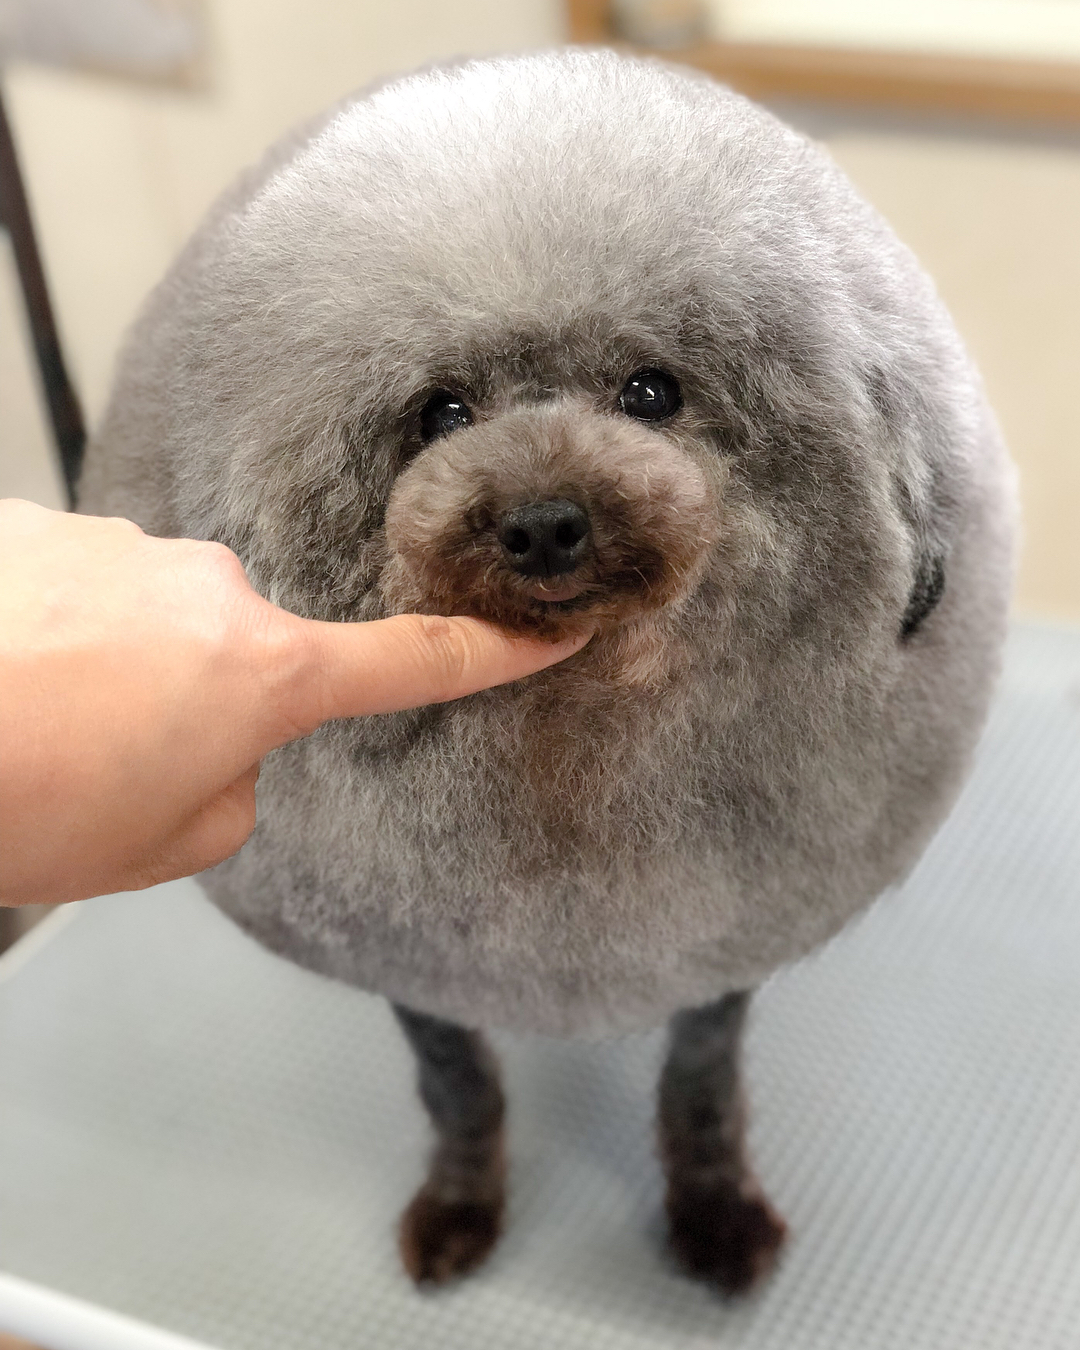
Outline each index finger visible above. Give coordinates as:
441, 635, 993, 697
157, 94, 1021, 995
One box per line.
270, 612, 593, 742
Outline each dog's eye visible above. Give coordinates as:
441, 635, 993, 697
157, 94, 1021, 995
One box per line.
420, 391, 473, 443
618, 369, 681, 422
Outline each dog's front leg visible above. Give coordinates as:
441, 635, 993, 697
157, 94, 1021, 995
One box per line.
392, 1003, 507, 1285
658, 991, 786, 1295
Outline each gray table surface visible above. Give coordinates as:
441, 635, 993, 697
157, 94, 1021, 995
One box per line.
2, 622, 1079, 1350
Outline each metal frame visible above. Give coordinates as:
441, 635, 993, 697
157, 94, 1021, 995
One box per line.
0, 85, 86, 509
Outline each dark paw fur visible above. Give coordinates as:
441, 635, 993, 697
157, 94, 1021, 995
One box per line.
666, 1182, 787, 1296
398, 1188, 504, 1285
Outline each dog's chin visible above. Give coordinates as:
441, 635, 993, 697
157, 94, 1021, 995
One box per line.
379, 555, 693, 689
461, 584, 688, 690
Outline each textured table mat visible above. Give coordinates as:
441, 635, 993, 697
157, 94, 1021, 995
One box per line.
2, 623, 1079, 1350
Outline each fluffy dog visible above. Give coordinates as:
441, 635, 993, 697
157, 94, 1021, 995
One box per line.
79, 49, 1016, 1293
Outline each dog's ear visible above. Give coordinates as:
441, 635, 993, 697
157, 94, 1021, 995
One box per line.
868, 363, 952, 643
900, 552, 946, 639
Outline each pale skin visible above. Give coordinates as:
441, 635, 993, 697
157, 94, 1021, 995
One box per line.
0, 499, 591, 908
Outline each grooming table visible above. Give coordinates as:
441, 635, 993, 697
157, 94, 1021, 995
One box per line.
2, 622, 1079, 1350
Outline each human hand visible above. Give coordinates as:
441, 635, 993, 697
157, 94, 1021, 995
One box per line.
0, 500, 590, 906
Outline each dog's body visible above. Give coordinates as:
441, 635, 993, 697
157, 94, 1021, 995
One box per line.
80, 49, 1015, 1289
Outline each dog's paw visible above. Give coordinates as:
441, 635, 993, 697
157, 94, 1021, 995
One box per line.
666, 1180, 786, 1296
398, 1187, 504, 1285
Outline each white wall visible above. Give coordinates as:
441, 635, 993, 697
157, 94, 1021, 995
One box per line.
712, 0, 1080, 61
2, 0, 1078, 619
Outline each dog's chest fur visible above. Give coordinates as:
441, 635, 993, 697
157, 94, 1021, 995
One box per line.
201, 595, 965, 1035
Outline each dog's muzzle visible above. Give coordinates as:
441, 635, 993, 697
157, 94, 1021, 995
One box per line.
380, 404, 717, 638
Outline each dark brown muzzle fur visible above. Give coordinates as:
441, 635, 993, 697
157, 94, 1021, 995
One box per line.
381, 403, 717, 640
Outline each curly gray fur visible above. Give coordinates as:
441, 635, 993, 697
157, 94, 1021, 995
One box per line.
79, 49, 1016, 1036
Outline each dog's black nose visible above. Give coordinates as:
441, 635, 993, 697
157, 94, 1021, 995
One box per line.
496, 499, 591, 578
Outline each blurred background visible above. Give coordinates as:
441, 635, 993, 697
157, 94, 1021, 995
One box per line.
1, 0, 1078, 621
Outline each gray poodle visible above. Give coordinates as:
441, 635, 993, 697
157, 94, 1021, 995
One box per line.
79, 49, 1016, 1293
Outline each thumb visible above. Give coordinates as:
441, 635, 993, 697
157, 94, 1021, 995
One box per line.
268, 611, 593, 743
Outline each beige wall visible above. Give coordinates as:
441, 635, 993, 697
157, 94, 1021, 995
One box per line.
2, 0, 1078, 620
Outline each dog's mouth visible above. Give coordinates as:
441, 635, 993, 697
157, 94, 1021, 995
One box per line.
525, 577, 587, 604
492, 561, 655, 635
